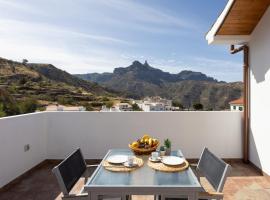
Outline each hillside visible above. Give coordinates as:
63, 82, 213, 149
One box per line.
0, 57, 116, 112
75, 61, 243, 110
28, 63, 110, 96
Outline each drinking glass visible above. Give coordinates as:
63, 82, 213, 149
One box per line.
128, 156, 134, 165
151, 151, 159, 160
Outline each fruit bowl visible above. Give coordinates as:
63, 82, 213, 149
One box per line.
129, 143, 159, 155
129, 135, 159, 155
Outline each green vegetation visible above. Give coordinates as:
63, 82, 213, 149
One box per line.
0, 57, 116, 117
164, 138, 172, 149
57, 96, 74, 105
172, 100, 184, 110
0, 103, 6, 117
193, 103, 204, 110
105, 101, 114, 108
91, 102, 104, 107
102, 97, 110, 101
160, 146, 165, 151
132, 103, 142, 111
0, 89, 39, 116
18, 98, 38, 114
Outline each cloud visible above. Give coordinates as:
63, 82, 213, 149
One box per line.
0, 19, 134, 46
0, 0, 241, 82
0, 18, 137, 74
96, 0, 196, 29
190, 57, 242, 82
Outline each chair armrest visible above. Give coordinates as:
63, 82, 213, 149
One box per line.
87, 164, 99, 168
189, 163, 198, 167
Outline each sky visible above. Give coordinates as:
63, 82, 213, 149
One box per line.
0, 0, 243, 82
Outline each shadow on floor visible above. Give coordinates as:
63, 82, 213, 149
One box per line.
0, 160, 269, 200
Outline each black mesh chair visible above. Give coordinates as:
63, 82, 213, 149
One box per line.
162, 148, 231, 200
52, 148, 126, 200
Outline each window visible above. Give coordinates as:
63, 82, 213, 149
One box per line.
239, 107, 243, 111
233, 106, 236, 110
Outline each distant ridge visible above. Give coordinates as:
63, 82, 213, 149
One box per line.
75, 60, 243, 110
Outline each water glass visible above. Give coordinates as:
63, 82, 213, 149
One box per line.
177, 150, 183, 157
128, 156, 134, 165
151, 151, 159, 160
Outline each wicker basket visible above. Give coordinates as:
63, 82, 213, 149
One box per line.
129, 142, 159, 155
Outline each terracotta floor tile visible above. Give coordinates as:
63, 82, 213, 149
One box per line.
0, 161, 269, 200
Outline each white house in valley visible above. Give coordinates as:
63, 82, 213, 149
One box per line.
207, 0, 270, 175
229, 98, 244, 111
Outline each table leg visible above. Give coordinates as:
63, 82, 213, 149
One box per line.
188, 193, 196, 200
90, 192, 98, 200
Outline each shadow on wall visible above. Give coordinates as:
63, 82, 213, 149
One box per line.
249, 128, 263, 173
250, 60, 270, 83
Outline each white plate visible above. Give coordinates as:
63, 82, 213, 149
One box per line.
107, 155, 128, 164
149, 156, 162, 162
162, 156, 184, 166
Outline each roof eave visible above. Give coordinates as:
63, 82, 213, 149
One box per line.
205, 0, 251, 45
207, 35, 251, 45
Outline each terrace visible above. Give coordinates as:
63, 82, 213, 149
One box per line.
0, 111, 269, 200
1, 0, 270, 199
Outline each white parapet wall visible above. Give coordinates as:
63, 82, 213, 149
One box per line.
0, 112, 47, 188
46, 111, 243, 159
0, 111, 242, 188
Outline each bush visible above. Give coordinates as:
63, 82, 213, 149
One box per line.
57, 96, 74, 105
193, 103, 204, 110
3, 102, 20, 115
85, 105, 94, 111
81, 102, 94, 111
19, 98, 38, 114
0, 103, 6, 117
132, 103, 142, 111
105, 101, 114, 108
172, 100, 184, 109
90, 102, 104, 107
102, 97, 110, 101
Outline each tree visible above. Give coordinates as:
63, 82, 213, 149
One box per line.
132, 103, 142, 111
193, 103, 204, 111
105, 101, 114, 108
90, 102, 104, 107
57, 96, 74, 105
81, 102, 94, 111
22, 59, 28, 65
19, 98, 38, 114
0, 103, 6, 117
172, 100, 184, 110
102, 97, 110, 101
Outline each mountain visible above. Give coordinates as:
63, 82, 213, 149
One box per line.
0, 57, 114, 107
76, 60, 217, 85
75, 61, 243, 110
27, 63, 110, 95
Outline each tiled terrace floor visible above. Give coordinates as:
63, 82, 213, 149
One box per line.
1, 160, 270, 200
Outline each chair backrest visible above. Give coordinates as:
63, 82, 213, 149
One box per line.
197, 147, 231, 192
52, 148, 87, 195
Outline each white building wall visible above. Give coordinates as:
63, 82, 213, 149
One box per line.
249, 7, 270, 175
0, 113, 47, 188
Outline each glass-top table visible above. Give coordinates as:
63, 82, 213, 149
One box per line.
84, 149, 202, 200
